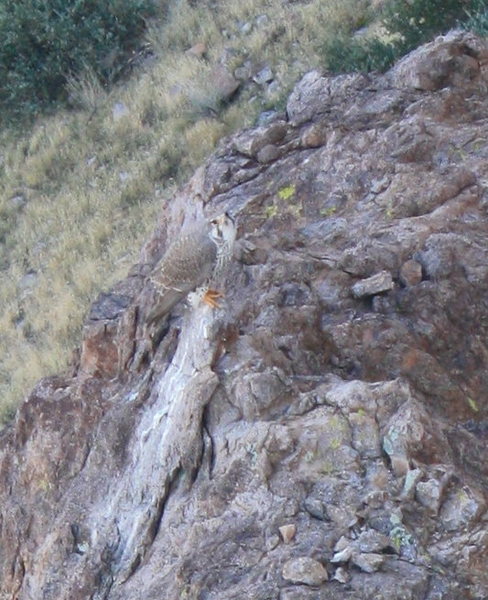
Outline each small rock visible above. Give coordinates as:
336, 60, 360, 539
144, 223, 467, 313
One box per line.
185, 42, 207, 59
389, 509, 404, 528
113, 102, 129, 120
362, 490, 387, 508
389, 523, 416, 560
237, 240, 268, 265
253, 66, 274, 85
440, 485, 486, 531
300, 124, 327, 148
333, 567, 350, 584
266, 122, 288, 143
333, 535, 350, 552
331, 545, 353, 563
399, 259, 423, 287
351, 552, 385, 573
282, 557, 328, 585
239, 21, 253, 34
303, 497, 327, 521
279, 524, 296, 544
256, 144, 282, 163
352, 270, 394, 298
400, 468, 423, 500
326, 504, 358, 529
10, 194, 27, 209
18, 270, 38, 293
211, 65, 240, 101
255, 14, 269, 28
416, 478, 442, 513
349, 411, 381, 458
234, 64, 252, 81
233, 122, 287, 157
88, 292, 131, 321
119, 172, 130, 183
356, 529, 391, 553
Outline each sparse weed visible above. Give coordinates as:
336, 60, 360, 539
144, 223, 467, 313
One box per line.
65, 68, 108, 113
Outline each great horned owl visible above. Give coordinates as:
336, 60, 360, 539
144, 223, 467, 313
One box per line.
146, 213, 236, 325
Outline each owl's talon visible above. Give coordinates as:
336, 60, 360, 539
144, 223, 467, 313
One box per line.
203, 289, 223, 308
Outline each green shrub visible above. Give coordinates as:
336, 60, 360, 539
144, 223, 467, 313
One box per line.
324, 34, 397, 74
324, 0, 484, 74
0, 0, 157, 122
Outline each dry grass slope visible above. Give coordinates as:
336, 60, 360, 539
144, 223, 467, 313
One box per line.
0, 0, 373, 423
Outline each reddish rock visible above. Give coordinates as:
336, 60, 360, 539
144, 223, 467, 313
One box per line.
185, 42, 207, 59
211, 65, 240, 101
300, 123, 327, 148
399, 259, 423, 286
282, 557, 328, 585
80, 320, 119, 377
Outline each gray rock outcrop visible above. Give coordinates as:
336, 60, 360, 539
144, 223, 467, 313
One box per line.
1, 31, 488, 600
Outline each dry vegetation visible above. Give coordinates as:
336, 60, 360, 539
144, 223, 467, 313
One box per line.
0, 0, 373, 423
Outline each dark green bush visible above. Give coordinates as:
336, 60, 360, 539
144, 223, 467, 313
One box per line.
324, 34, 397, 74
0, 0, 157, 121
325, 0, 484, 74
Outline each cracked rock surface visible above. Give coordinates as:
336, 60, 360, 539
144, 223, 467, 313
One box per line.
1, 31, 488, 600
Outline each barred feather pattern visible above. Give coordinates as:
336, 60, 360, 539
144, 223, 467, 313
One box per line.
146, 214, 235, 324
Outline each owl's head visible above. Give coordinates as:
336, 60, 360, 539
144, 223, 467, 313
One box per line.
209, 212, 236, 247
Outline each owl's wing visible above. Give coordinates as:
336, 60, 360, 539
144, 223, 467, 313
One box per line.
145, 288, 184, 326
146, 228, 218, 324
153, 229, 218, 292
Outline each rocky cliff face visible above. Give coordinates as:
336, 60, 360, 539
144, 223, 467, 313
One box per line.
2, 30, 488, 600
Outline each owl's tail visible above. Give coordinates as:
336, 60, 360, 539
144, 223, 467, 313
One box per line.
145, 289, 184, 327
